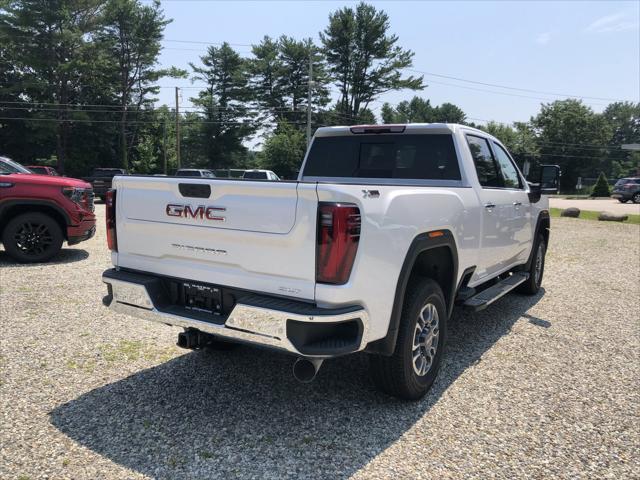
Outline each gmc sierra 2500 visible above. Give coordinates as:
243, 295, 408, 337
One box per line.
102, 123, 559, 400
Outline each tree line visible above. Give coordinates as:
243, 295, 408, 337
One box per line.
382, 96, 639, 191
1, 1, 638, 190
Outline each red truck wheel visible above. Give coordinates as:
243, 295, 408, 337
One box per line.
2, 212, 64, 263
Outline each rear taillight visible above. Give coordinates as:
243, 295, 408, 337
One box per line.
106, 189, 117, 251
316, 203, 361, 285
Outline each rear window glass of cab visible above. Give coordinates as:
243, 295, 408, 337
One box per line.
303, 134, 461, 180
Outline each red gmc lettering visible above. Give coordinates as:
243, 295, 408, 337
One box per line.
166, 204, 225, 222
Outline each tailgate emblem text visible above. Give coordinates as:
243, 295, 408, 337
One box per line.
166, 204, 226, 222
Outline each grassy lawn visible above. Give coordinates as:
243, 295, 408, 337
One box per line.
550, 207, 640, 225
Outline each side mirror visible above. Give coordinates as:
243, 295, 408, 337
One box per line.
528, 164, 560, 203
540, 164, 561, 194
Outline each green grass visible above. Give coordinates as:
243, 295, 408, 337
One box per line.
550, 208, 640, 225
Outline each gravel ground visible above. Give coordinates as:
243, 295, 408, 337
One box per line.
1, 205, 639, 479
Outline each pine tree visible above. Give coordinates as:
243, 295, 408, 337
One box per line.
591, 172, 611, 197
190, 43, 256, 168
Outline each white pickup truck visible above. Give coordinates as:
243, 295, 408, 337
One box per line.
102, 123, 559, 400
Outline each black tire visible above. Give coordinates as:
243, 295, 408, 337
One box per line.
369, 278, 447, 400
618, 198, 628, 203
2, 212, 64, 263
633, 192, 640, 204
516, 234, 546, 295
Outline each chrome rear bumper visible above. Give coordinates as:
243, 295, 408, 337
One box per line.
102, 269, 369, 358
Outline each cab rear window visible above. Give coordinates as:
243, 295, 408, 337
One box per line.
303, 134, 461, 180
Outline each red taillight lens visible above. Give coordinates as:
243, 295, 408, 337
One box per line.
106, 189, 117, 251
316, 203, 361, 285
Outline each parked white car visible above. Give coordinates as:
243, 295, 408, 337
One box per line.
102, 123, 559, 399
242, 169, 280, 181
175, 169, 216, 178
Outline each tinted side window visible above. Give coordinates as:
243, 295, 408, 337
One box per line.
492, 143, 522, 189
244, 171, 268, 179
467, 135, 501, 188
303, 134, 461, 180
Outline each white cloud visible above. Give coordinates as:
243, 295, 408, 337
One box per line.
585, 12, 639, 33
536, 32, 551, 45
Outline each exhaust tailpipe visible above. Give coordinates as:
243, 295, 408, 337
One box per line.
293, 358, 324, 383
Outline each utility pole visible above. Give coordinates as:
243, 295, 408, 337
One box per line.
175, 87, 181, 169
306, 56, 313, 147
162, 119, 167, 175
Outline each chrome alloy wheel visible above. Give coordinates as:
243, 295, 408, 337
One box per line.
412, 303, 440, 376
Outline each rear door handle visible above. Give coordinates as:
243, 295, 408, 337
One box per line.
513, 201, 522, 206
484, 202, 496, 209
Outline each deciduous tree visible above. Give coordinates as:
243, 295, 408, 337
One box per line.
258, 122, 306, 178
531, 100, 611, 191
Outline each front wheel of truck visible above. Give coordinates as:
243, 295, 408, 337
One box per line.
2, 212, 64, 263
369, 278, 447, 400
516, 234, 546, 295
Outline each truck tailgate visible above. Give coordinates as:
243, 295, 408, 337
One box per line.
112, 176, 318, 300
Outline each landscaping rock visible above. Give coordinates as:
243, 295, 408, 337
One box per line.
561, 207, 580, 218
598, 211, 628, 222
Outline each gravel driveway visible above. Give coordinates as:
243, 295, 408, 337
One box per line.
1, 205, 639, 479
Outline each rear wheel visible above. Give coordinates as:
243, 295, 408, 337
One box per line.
369, 278, 447, 400
633, 192, 640, 204
516, 234, 546, 295
2, 212, 64, 263
618, 198, 628, 203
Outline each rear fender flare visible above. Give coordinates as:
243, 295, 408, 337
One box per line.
366, 230, 458, 356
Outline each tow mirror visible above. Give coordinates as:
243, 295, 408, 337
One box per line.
528, 164, 560, 203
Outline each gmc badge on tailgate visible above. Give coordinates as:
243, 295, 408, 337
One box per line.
166, 204, 226, 222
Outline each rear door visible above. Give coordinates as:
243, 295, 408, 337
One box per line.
466, 134, 522, 280
490, 141, 532, 264
113, 176, 318, 300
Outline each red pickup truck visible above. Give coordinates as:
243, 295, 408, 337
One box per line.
0, 156, 96, 262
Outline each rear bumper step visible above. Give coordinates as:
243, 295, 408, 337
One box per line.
102, 269, 369, 357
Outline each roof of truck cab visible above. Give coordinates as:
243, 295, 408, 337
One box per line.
314, 123, 486, 137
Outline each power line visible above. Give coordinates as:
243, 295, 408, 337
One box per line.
404, 68, 631, 103
0, 116, 305, 126
423, 79, 610, 107
0, 104, 317, 114
1, 99, 634, 152
5, 28, 635, 104
164, 39, 252, 47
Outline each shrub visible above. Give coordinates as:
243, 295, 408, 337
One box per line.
591, 172, 610, 197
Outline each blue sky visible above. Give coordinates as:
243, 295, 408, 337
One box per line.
152, 0, 639, 127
